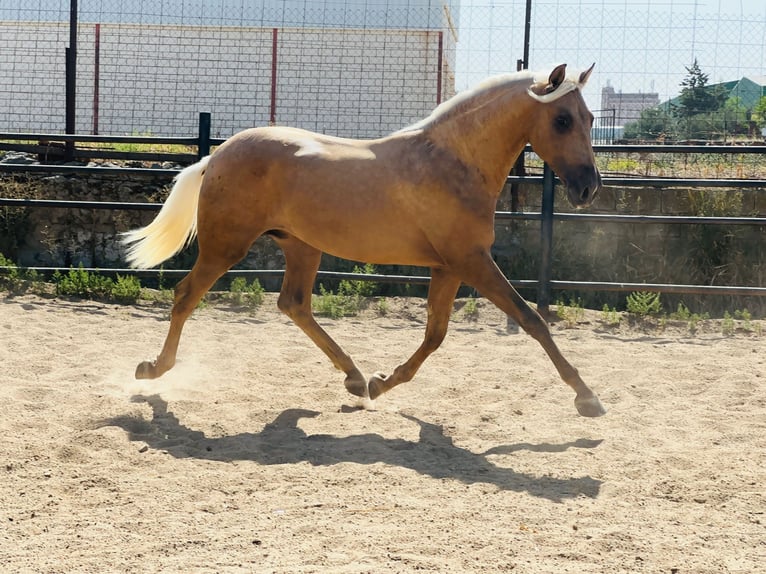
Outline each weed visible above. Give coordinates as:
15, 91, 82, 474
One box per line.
721, 311, 735, 335
556, 297, 585, 328
669, 302, 709, 333
52, 264, 142, 302
313, 264, 378, 318
53, 265, 113, 299
111, 274, 142, 303
600, 303, 621, 326
0, 252, 40, 292
734, 309, 752, 331
626, 291, 662, 316
377, 297, 389, 316
313, 283, 354, 318
338, 263, 378, 298
462, 296, 479, 320
229, 276, 265, 311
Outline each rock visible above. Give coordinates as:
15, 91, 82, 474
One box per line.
0, 152, 38, 165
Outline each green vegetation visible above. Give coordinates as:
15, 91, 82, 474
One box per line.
555, 297, 585, 328
313, 263, 379, 318
228, 276, 265, 311
624, 59, 760, 142
600, 303, 621, 326
668, 301, 709, 333
626, 291, 662, 316
0, 253, 40, 292
53, 264, 142, 303
0, 253, 762, 338
461, 295, 479, 320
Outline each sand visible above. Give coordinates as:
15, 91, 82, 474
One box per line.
1, 293, 764, 573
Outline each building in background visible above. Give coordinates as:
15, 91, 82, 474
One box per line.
0, 0, 459, 138
601, 83, 660, 126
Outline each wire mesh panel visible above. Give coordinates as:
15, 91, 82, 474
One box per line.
0, 0, 455, 138
0, 16, 69, 132
0, 1, 764, 141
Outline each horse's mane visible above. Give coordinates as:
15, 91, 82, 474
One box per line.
397, 65, 587, 134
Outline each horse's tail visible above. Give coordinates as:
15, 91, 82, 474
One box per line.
122, 155, 211, 269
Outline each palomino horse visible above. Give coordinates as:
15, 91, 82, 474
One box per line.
123, 63, 606, 417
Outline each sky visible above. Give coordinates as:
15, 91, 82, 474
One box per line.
454, 0, 766, 110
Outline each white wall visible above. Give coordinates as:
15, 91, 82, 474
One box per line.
0, 21, 454, 138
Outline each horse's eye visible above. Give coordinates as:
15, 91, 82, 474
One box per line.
555, 114, 572, 131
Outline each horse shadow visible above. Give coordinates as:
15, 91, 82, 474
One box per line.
102, 395, 603, 503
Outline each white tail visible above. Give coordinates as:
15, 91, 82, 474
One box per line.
122, 156, 211, 269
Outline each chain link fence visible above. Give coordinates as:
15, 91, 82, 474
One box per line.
0, 1, 764, 140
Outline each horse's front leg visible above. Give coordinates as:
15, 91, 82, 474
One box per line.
458, 251, 606, 417
368, 267, 461, 399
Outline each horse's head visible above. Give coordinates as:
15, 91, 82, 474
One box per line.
526, 63, 601, 208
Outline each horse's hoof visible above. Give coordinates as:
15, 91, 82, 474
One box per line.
344, 371, 369, 398
368, 372, 388, 400
575, 394, 607, 417
135, 360, 157, 380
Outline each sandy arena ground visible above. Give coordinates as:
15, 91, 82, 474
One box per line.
1, 293, 764, 573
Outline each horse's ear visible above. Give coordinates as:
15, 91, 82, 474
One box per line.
579, 63, 595, 86
548, 64, 567, 91
529, 64, 567, 97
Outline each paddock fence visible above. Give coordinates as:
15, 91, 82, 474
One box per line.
1, 114, 765, 315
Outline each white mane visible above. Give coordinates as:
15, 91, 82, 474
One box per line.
397, 65, 589, 133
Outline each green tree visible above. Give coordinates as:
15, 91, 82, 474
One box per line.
676, 59, 724, 117
752, 96, 766, 130
624, 106, 675, 140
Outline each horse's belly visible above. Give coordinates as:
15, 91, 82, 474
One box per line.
288, 215, 443, 267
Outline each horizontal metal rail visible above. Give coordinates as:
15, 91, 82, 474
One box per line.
593, 144, 766, 154
549, 280, 766, 297
0, 131, 204, 146
3, 199, 763, 228
0, 164, 179, 177
0, 198, 164, 210
496, 211, 766, 225
1, 135, 762, 154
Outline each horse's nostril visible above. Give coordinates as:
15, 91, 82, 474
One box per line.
580, 187, 590, 202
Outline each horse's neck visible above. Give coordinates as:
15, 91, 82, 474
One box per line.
422, 79, 534, 194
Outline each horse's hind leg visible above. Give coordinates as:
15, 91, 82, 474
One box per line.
368, 267, 462, 399
135, 239, 253, 380
274, 235, 369, 400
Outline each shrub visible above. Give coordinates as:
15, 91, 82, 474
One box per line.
626, 291, 662, 316
229, 276, 265, 310
112, 274, 142, 303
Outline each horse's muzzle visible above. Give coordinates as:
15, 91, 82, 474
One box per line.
564, 166, 601, 209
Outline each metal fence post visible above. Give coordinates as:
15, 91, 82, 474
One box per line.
198, 111, 211, 159
64, 0, 78, 161
537, 162, 555, 315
